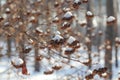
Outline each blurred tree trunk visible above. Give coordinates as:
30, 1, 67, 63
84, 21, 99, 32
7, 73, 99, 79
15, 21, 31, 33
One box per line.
7, 35, 11, 58
18, 0, 28, 74
32, 0, 41, 72
19, 35, 25, 60
105, 0, 115, 79
5, 0, 12, 58
34, 44, 40, 72
86, 0, 93, 68
34, 23, 40, 72
114, 0, 119, 14
0, 0, 1, 11
114, 0, 119, 67
18, 0, 27, 64
97, 0, 102, 62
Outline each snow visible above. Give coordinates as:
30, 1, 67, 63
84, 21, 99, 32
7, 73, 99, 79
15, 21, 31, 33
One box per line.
54, 31, 61, 35
74, 0, 81, 3
92, 64, 104, 70
45, 67, 53, 72
31, 10, 36, 14
80, 20, 87, 24
91, 33, 95, 37
65, 46, 73, 51
115, 37, 120, 41
49, 58, 55, 64
4, 22, 10, 26
6, 8, 10, 12
37, 0, 41, 2
62, 21, 70, 29
67, 36, 76, 44
53, 63, 62, 67
53, 17, 59, 21
0, 16, 3, 19
52, 35, 63, 41
0, 44, 120, 80
102, 72, 107, 76
62, 21, 68, 26
63, 7, 71, 12
86, 70, 92, 75
19, 22, 23, 25
28, 39, 34, 44
31, 74, 57, 80
85, 37, 91, 43
30, 16, 35, 21
63, 11, 73, 19
36, 27, 43, 33
38, 48, 48, 57
94, 74, 102, 80
1, 0, 6, 5
98, 30, 103, 34
107, 16, 116, 22
106, 45, 111, 50
11, 57, 24, 66
86, 11, 93, 16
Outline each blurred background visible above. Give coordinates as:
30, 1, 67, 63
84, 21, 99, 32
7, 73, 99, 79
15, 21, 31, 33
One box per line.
0, 0, 120, 80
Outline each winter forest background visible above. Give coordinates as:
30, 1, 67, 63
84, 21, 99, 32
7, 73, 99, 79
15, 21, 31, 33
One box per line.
0, 0, 120, 80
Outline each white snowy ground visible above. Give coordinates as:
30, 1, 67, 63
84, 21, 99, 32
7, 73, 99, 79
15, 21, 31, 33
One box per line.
0, 40, 120, 80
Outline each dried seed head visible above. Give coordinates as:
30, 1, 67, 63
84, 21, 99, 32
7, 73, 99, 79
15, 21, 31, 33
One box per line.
36, 27, 43, 34
82, 0, 88, 3
86, 11, 94, 18
91, 33, 95, 37
44, 68, 54, 75
106, 45, 112, 50
80, 21, 87, 27
67, 36, 79, 47
0, 16, 4, 22
61, 21, 70, 29
67, 36, 76, 44
37, 0, 41, 3
63, 11, 73, 20
23, 47, 32, 53
73, 0, 81, 9
105, 40, 111, 45
115, 37, 119, 42
85, 74, 93, 80
28, 39, 34, 44
52, 35, 63, 42
85, 37, 91, 44
107, 16, 116, 24
26, 10, 31, 16
54, 1, 59, 7
50, 33, 65, 47
74, 0, 81, 4
5, 8, 11, 14
36, 55, 43, 61
62, 7, 71, 12
64, 47, 75, 55
29, 16, 37, 23
52, 63, 62, 70
4, 22, 11, 27
98, 30, 103, 35
11, 57, 24, 68
52, 17, 59, 23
